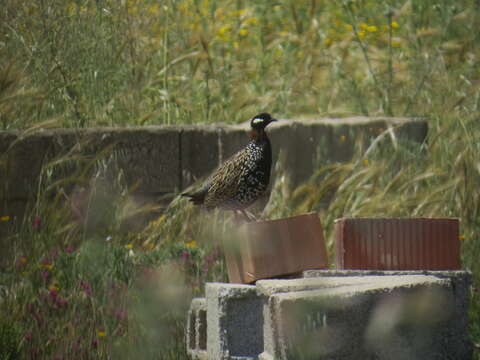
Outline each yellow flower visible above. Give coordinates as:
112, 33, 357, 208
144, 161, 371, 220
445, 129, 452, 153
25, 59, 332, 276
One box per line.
344, 24, 353, 31
459, 234, 465, 241
363, 159, 369, 166
233, 41, 240, 49
185, 240, 197, 249
218, 25, 231, 36
324, 38, 333, 46
42, 264, 54, 271
98, 331, 106, 337
48, 285, 59, 292
358, 31, 366, 40
125, 244, 133, 249
367, 25, 378, 33
359, 23, 368, 30
20, 257, 28, 264
0, 216, 10, 221
391, 39, 402, 47
245, 17, 258, 26
239, 28, 248, 36
391, 21, 399, 29
340, 135, 346, 142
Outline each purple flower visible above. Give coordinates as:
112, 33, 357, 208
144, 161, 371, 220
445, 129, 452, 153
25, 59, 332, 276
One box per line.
65, 247, 74, 254
78, 280, 92, 297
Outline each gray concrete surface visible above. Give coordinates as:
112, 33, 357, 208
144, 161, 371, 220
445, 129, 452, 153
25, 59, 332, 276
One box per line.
206, 283, 263, 360
188, 271, 472, 360
0, 117, 427, 222
187, 297, 208, 360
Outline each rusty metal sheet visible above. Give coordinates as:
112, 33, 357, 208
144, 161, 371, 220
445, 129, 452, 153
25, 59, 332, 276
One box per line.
335, 218, 460, 270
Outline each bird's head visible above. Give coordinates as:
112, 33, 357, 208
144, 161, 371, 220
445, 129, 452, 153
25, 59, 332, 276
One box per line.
250, 113, 277, 131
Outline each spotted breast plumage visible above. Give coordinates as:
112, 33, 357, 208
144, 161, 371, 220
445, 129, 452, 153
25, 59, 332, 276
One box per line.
182, 113, 277, 221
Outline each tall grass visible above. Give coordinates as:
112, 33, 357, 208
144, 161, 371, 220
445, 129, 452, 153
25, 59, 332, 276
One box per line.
1, 0, 480, 358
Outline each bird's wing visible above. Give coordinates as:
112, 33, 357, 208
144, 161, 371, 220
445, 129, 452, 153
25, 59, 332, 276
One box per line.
203, 150, 249, 208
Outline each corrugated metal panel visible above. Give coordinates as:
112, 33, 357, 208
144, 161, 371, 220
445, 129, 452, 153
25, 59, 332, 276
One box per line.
335, 218, 460, 270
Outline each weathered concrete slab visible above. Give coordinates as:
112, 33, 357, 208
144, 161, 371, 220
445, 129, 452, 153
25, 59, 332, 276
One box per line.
206, 283, 263, 360
189, 271, 471, 360
1, 117, 427, 223
259, 276, 463, 360
187, 297, 208, 360
181, 126, 220, 189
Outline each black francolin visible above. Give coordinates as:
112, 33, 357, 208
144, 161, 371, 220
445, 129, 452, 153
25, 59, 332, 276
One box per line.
182, 113, 277, 221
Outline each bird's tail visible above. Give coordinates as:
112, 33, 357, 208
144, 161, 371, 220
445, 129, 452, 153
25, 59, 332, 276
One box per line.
181, 191, 205, 205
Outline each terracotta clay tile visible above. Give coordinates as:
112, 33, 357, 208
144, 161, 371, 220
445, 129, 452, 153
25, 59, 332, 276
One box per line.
225, 213, 328, 284
335, 218, 461, 270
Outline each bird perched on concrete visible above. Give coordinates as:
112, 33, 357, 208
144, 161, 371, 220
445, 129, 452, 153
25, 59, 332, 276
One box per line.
182, 113, 277, 221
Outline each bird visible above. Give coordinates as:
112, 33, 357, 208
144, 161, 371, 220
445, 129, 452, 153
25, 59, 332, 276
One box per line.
182, 113, 277, 221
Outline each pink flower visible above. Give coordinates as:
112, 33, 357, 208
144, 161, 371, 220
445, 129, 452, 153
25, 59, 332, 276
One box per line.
181, 250, 190, 261
65, 247, 74, 254
32, 216, 42, 230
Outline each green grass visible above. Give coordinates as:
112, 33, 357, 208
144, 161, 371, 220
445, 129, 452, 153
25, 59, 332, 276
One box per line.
1, 0, 480, 358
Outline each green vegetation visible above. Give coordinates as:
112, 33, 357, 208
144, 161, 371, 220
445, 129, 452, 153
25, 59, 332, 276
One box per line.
1, 0, 480, 358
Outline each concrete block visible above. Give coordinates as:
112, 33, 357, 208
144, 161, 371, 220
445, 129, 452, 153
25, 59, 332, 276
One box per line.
187, 298, 208, 360
260, 272, 472, 360
180, 126, 220, 189
0, 132, 51, 200
206, 283, 264, 360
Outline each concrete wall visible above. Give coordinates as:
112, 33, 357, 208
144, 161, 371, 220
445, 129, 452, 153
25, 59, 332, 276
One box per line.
0, 117, 427, 220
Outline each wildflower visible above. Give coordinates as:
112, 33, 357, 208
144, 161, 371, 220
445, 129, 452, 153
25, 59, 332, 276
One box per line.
340, 135, 346, 142
363, 159, 369, 166
245, 17, 258, 26
185, 240, 197, 249
65, 247, 74, 254
181, 249, 190, 261
359, 23, 368, 30
357, 31, 366, 40
218, 25, 231, 36
367, 25, 378, 33
0, 215, 10, 221
459, 234, 465, 241
98, 331, 106, 338
42, 263, 54, 271
125, 243, 133, 249
239, 28, 248, 36
324, 38, 333, 46
391, 21, 399, 29
344, 24, 353, 31
91, 339, 98, 348
20, 256, 28, 264
391, 39, 402, 47
79, 280, 92, 296
32, 216, 41, 230
233, 41, 240, 49
48, 285, 59, 292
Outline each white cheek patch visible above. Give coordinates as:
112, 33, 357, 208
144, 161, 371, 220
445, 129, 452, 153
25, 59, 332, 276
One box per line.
252, 118, 264, 125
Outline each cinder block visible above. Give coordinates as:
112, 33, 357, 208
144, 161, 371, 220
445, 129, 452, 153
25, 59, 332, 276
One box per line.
206, 283, 264, 360
186, 298, 208, 360
1, 132, 51, 200
180, 126, 220, 189
224, 213, 327, 284
258, 274, 472, 360
335, 218, 461, 270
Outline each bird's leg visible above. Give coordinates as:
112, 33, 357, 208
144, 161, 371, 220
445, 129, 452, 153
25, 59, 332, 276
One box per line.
241, 209, 258, 222
232, 210, 243, 224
